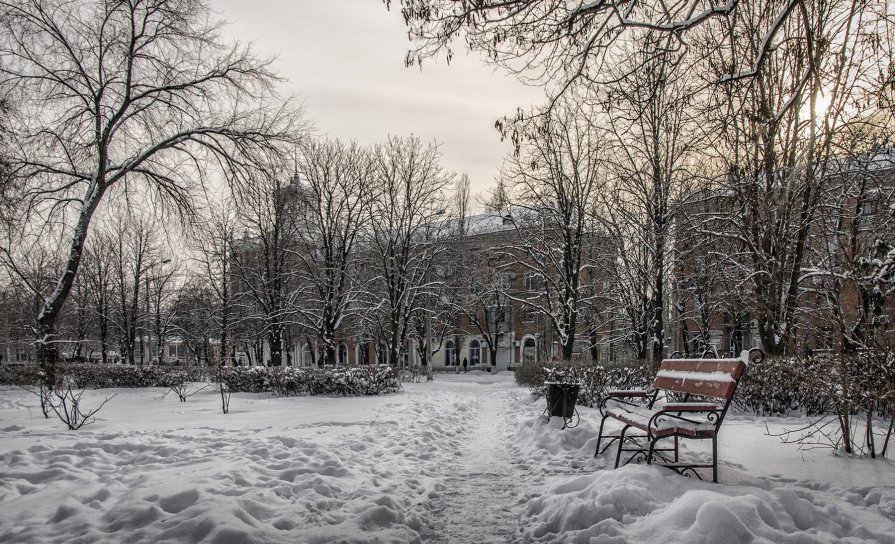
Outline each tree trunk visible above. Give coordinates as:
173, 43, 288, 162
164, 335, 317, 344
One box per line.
35, 318, 60, 389
36, 186, 105, 384
268, 326, 283, 366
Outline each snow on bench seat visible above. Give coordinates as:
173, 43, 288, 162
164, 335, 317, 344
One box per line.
603, 403, 722, 438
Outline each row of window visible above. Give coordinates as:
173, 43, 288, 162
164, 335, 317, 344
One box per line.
283, 337, 543, 367
434, 269, 543, 292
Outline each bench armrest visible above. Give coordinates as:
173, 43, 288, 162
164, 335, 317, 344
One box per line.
660, 402, 722, 412
599, 389, 655, 414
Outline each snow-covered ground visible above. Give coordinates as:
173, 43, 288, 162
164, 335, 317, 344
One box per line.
1, 372, 894, 543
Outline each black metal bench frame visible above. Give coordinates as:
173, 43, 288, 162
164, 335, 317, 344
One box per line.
594, 349, 762, 482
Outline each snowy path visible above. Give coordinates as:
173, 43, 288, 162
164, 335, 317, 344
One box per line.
420, 381, 525, 543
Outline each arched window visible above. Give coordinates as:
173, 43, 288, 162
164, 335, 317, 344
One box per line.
400, 347, 409, 367
339, 343, 348, 365
445, 340, 455, 366
301, 344, 313, 367
523, 337, 536, 363
377, 344, 387, 365
356, 343, 370, 365
469, 339, 481, 366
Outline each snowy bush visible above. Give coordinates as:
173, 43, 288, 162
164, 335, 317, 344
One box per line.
62, 365, 208, 389
1, 363, 402, 397
515, 360, 652, 407
733, 357, 829, 416
0, 363, 208, 389
0, 364, 42, 386
219, 366, 269, 392
223, 365, 401, 396
511, 356, 847, 417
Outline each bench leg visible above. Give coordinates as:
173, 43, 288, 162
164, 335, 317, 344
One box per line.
614, 425, 630, 469
594, 415, 609, 457
712, 435, 718, 483
674, 435, 679, 463
647, 435, 662, 465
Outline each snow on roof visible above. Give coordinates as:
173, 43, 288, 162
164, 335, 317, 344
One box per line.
464, 212, 514, 236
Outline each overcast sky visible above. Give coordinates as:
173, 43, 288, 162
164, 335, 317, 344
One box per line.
212, 0, 543, 199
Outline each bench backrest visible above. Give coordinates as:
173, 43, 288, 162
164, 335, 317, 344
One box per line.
651, 358, 747, 400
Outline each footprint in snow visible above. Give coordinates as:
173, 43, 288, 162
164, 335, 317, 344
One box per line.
158, 489, 200, 514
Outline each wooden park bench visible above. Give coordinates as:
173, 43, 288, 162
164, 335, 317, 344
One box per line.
594, 349, 763, 482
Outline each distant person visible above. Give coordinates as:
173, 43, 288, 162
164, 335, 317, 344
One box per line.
463, 357, 468, 373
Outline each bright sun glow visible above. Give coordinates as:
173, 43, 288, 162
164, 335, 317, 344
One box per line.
800, 91, 833, 119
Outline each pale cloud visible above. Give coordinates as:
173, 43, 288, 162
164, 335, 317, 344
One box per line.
212, 0, 542, 197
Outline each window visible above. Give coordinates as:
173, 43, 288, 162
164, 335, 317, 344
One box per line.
496, 273, 511, 291
445, 340, 456, 365
168, 343, 186, 361
400, 347, 409, 367
861, 197, 879, 216
357, 343, 371, 365
469, 339, 481, 365
302, 344, 313, 367
522, 338, 536, 363
487, 305, 509, 326
523, 272, 539, 291
338, 343, 348, 365
523, 306, 536, 323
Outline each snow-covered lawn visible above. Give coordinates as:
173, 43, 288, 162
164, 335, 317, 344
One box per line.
1, 372, 894, 543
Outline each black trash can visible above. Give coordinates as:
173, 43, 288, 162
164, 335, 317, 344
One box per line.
544, 382, 580, 428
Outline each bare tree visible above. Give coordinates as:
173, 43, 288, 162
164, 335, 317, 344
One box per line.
190, 202, 239, 366
457, 254, 513, 368
483, 177, 511, 214
501, 98, 605, 362
231, 162, 303, 367
387, 0, 811, 114
595, 37, 701, 364
169, 278, 216, 366
698, 0, 890, 355
109, 213, 163, 367
0, 0, 299, 385
364, 135, 453, 367
291, 138, 370, 365
80, 231, 115, 364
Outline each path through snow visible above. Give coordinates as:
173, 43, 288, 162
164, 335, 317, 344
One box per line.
420, 378, 526, 543
2, 371, 894, 543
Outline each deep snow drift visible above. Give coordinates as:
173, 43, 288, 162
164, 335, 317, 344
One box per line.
0, 372, 893, 543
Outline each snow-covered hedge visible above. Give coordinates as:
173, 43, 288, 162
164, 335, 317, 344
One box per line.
516, 353, 895, 417
0, 363, 208, 389
0, 363, 401, 396
222, 365, 402, 396
732, 356, 827, 415
64, 365, 209, 389
736, 352, 895, 416
0, 364, 43, 386
514, 360, 653, 407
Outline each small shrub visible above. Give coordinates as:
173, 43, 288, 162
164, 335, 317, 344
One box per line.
0, 364, 42, 386
733, 357, 828, 416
